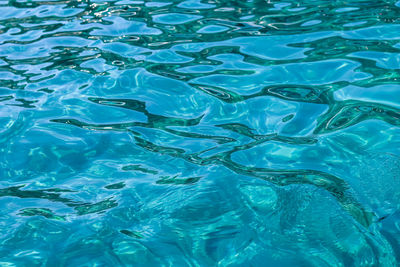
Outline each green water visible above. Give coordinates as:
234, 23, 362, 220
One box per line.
0, 0, 400, 266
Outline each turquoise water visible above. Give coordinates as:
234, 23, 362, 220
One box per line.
1, 0, 400, 265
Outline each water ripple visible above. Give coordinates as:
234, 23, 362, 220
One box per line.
1, 0, 400, 265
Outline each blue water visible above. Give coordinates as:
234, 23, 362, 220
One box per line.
1, 0, 400, 266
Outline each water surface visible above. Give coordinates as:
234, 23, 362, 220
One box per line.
1, 0, 400, 266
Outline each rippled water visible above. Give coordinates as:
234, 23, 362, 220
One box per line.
1, 0, 400, 265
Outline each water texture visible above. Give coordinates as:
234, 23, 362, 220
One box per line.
0, 0, 400, 266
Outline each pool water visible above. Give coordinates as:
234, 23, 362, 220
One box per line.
1, 0, 400, 266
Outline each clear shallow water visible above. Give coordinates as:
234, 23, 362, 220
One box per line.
0, 0, 400, 265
